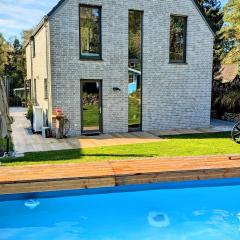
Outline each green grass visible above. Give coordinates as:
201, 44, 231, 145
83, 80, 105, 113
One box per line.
2, 132, 240, 166
128, 95, 141, 127
0, 138, 13, 153
83, 96, 141, 128
83, 104, 99, 127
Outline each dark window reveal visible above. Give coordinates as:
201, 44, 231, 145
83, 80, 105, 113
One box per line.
79, 5, 101, 59
34, 78, 37, 103
32, 37, 36, 58
169, 15, 187, 63
44, 78, 48, 99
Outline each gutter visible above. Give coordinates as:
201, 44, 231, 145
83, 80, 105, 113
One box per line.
24, 16, 49, 48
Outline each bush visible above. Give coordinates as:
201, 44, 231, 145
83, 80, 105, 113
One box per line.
213, 90, 240, 114
25, 102, 33, 123
220, 90, 240, 113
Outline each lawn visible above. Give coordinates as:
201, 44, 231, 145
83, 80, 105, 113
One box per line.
128, 95, 141, 127
83, 104, 99, 128
0, 138, 13, 156
83, 95, 141, 128
2, 132, 240, 166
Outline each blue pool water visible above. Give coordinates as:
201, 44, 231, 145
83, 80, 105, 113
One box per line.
1, 178, 240, 240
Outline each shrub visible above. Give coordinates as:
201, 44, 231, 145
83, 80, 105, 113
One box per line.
213, 89, 240, 114
25, 102, 33, 123
220, 90, 240, 113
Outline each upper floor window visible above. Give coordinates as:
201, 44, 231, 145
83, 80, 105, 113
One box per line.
169, 15, 187, 63
32, 37, 36, 58
79, 5, 101, 60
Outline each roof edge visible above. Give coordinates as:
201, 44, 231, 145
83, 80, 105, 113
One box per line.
24, 0, 65, 48
24, 16, 49, 48
46, 0, 216, 35
192, 0, 216, 36
47, 0, 66, 17
25, 0, 216, 48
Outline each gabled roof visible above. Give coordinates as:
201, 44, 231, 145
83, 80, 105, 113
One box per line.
46, 0, 216, 34
214, 64, 239, 83
192, 0, 216, 35
26, 0, 216, 47
47, 0, 66, 17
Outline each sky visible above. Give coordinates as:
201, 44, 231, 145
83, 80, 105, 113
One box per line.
0, 0, 228, 41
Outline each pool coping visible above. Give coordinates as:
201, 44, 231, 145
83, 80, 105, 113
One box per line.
1, 155, 240, 195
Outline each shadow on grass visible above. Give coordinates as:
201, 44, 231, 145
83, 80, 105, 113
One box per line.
1, 149, 154, 165
160, 132, 231, 140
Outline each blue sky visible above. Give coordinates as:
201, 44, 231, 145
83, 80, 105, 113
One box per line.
0, 0, 228, 41
0, 0, 59, 40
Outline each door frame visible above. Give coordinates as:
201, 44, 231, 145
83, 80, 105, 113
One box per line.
128, 10, 144, 132
80, 79, 103, 135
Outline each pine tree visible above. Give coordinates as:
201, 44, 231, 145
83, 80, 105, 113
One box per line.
221, 0, 240, 64
197, 0, 224, 70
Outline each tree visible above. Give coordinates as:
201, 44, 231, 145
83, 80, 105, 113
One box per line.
0, 33, 10, 77
197, 0, 224, 69
129, 11, 142, 70
5, 38, 26, 89
22, 29, 33, 47
221, 0, 240, 64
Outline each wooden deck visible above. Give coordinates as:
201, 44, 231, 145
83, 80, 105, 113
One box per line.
1, 155, 240, 195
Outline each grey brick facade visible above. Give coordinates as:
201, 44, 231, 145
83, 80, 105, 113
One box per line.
27, 0, 214, 136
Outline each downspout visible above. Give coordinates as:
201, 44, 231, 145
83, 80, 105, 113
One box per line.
44, 16, 51, 127
30, 37, 33, 102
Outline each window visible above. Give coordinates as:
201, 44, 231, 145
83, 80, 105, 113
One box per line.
34, 78, 37, 103
32, 37, 36, 58
79, 5, 101, 59
169, 15, 187, 63
44, 78, 48, 99
129, 74, 134, 83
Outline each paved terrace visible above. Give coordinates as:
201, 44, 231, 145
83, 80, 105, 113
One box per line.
11, 108, 234, 155
0, 155, 240, 194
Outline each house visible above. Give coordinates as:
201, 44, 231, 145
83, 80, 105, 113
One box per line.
214, 63, 239, 86
25, 0, 214, 136
128, 68, 141, 94
212, 63, 239, 120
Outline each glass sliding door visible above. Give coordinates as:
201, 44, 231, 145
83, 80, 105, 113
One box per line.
128, 10, 143, 131
81, 80, 102, 134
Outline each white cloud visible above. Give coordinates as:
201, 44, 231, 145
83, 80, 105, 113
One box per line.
0, 0, 59, 39
0, 19, 30, 29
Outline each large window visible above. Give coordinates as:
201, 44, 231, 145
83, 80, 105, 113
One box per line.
169, 15, 187, 63
128, 10, 143, 131
79, 5, 101, 60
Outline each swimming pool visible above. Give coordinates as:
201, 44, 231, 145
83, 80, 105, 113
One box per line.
1, 178, 240, 240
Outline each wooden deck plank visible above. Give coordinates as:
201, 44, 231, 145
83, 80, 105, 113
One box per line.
1, 155, 240, 194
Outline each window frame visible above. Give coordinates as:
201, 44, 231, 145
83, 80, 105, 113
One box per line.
31, 37, 36, 58
169, 14, 188, 64
44, 78, 48, 100
33, 78, 37, 103
79, 4, 102, 61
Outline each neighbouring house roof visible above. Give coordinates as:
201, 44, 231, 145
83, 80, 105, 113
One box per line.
25, 0, 216, 47
214, 64, 239, 83
128, 68, 141, 75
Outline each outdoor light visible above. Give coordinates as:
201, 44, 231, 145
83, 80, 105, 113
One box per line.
113, 87, 121, 92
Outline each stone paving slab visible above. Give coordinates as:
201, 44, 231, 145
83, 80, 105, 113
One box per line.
10, 108, 234, 155
10, 108, 162, 155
